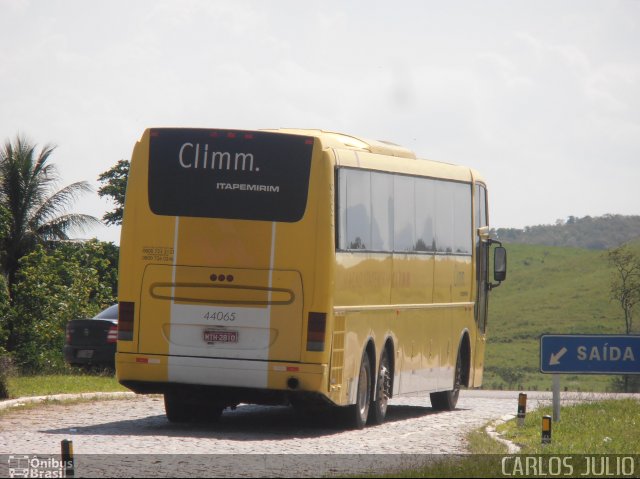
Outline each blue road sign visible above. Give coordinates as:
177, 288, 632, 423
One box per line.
540, 335, 640, 374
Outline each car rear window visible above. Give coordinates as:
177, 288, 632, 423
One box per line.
94, 304, 119, 320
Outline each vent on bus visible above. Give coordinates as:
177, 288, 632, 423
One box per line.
330, 315, 346, 392
118, 301, 134, 341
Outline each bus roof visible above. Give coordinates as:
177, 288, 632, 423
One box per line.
265, 128, 416, 159
265, 128, 485, 185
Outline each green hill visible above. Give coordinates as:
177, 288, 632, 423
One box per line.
484, 242, 639, 392
494, 214, 640, 250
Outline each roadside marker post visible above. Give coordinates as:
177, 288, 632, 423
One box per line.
517, 393, 527, 427
541, 415, 552, 444
61, 439, 74, 477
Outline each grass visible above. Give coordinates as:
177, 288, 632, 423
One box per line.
375, 398, 640, 478
484, 242, 636, 392
4, 371, 127, 399
497, 398, 640, 454
0, 370, 130, 420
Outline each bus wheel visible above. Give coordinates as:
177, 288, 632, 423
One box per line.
349, 351, 372, 429
193, 402, 224, 423
164, 392, 192, 423
430, 349, 462, 411
368, 348, 391, 425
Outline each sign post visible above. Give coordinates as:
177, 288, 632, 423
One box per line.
540, 335, 640, 375
540, 335, 640, 422
552, 374, 560, 422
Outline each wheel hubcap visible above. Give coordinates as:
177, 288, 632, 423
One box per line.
357, 363, 370, 417
378, 363, 390, 413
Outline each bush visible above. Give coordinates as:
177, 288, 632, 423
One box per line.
493, 366, 525, 388
9, 244, 116, 372
0, 353, 14, 399
610, 375, 640, 393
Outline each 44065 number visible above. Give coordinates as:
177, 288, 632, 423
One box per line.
203, 311, 236, 321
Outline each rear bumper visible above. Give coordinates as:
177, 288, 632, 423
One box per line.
64, 344, 116, 367
116, 352, 328, 398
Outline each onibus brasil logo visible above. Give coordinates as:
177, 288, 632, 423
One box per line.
7, 455, 73, 478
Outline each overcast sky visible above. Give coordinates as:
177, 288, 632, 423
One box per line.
1, 0, 639, 244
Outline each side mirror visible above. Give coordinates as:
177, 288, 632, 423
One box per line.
494, 246, 507, 283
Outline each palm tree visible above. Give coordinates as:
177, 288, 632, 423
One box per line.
0, 135, 101, 287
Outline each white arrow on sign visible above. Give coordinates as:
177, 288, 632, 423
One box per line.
549, 347, 568, 366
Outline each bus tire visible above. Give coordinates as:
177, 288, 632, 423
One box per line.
164, 392, 192, 423
348, 351, 372, 429
368, 348, 391, 425
194, 402, 224, 424
430, 348, 462, 411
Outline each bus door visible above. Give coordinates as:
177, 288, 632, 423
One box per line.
473, 184, 489, 386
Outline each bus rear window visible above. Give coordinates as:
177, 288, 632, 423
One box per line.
148, 129, 314, 222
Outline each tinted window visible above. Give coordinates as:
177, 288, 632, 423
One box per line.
94, 304, 119, 321
148, 129, 314, 222
343, 169, 371, 250
435, 181, 454, 253
415, 178, 436, 252
453, 184, 472, 254
474, 184, 488, 250
337, 168, 472, 256
371, 172, 394, 251
475, 184, 487, 228
393, 175, 415, 251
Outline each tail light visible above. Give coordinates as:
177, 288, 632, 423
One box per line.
66, 324, 73, 344
306, 312, 327, 352
107, 324, 118, 344
118, 301, 134, 341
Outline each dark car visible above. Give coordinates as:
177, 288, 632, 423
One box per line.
64, 304, 118, 369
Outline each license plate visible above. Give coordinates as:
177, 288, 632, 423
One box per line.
203, 329, 238, 344
77, 350, 94, 359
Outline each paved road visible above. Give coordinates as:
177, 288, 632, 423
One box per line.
0, 390, 631, 477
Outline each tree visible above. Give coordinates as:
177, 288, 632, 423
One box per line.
607, 244, 640, 393
608, 245, 640, 335
51, 239, 119, 297
0, 135, 100, 354
0, 135, 100, 286
98, 159, 129, 226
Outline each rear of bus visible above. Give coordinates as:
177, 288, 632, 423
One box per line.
116, 128, 335, 421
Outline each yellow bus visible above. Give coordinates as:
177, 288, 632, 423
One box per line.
116, 128, 506, 428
